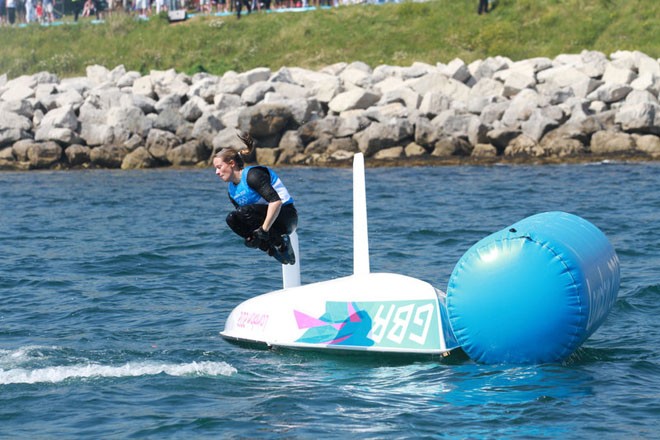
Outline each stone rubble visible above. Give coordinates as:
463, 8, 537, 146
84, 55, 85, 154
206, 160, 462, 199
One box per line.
1, 49, 659, 170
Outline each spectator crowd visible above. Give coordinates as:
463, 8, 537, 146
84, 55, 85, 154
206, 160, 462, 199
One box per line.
0, 0, 354, 24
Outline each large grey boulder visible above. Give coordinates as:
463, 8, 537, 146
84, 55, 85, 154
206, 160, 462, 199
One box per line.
328, 88, 380, 113
298, 117, 340, 145
502, 71, 537, 98
542, 137, 586, 157
432, 110, 478, 139
0, 145, 14, 161
373, 146, 405, 160
214, 93, 242, 111
263, 93, 323, 127
353, 119, 414, 156
117, 71, 142, 88
577, 50, 609, 78
65, 144, 91, 166
521, 109, 561, 142
634, 134, 660, 157
432, 136, 472, 156
151, 69, 191, 98
339, 61, 373, 89
419, 91, 452, 117
130, 94, 157, 115
615, 103, 658, 134
335, 113, 370, 138
469, 56, 510, 81
167, 140, 209, 166
59, 77, 92, 96
106, 106, 152, 143
0, 111, 32, 147
153, 108, 187, 133
364, 102, 409, 123
180, 96, 209, 122
1, 99, 35, 119
414, 117, 440, 148
237, 103, 295, 142
504, 134, 544, 157
155, 93, 183, 113
39, 106, 79, 131
12, 139, 37, 161
590, 130, 635, 154
471, 143, 498, 157
146, 129, 182, 162
480, 101, 509, 125
501, 89, 540, 127
132, 75, 156, 98
35, 127, 81, 144
86, 64, 112, 86
602, 64, 637, 85
241, 81, 274, 105
1, 84, 35, 102
27, 141, 62, 168
211, 127, 243, 156
188, 77, 219, 103
0, 110, 32, 132
439, 58, 471, 83
217, 71, 251, 95
487, 128, 521, 153
80, 123, 114, 146
90, 145, 128, 168
588, 84, 632, 103
192, 112, 224, 148
407, 74, 470, 103
378, 87, 421, 111
269, 81, 309, 100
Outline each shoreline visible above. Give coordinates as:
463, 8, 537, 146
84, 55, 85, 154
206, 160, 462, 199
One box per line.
1, 50, 659, 171
2, 152, 657, 172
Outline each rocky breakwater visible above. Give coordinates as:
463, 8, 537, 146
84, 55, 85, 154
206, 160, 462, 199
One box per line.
1, 49, 659, 171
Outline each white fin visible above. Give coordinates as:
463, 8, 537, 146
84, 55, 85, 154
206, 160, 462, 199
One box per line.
282, 231, 301, 289
353, 153, 370, 275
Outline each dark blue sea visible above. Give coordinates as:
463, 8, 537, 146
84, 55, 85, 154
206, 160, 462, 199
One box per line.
1, 162, 659, 438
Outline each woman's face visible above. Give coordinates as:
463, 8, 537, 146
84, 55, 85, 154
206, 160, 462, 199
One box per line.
213, 157, 236, 183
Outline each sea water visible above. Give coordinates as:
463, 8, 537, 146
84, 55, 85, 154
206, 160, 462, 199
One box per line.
1, 163, 659, 438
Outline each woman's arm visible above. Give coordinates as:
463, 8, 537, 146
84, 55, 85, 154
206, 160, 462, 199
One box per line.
261, 199, 282, 232
246, 167, 282, 232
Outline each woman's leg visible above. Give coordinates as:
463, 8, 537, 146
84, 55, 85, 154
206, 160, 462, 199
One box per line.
226, 203, 297, 258
269, 204, 298, 245
226, 204, 268, 239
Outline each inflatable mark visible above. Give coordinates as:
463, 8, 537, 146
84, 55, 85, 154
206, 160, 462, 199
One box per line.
446, 211, 620, 364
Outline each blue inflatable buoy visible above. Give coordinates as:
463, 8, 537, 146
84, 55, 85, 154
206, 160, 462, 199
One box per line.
446, 212, 620, 364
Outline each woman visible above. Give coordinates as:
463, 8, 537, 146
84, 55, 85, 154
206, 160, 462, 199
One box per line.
213, 133, 298, 265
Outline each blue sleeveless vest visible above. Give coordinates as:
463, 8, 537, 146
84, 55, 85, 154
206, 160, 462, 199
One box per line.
228, 166, 294, 207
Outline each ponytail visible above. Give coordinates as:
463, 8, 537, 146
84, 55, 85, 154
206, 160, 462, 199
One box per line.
214, 132, 256, 170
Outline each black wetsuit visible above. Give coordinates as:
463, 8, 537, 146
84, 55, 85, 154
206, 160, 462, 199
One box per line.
225, 166, 297, 251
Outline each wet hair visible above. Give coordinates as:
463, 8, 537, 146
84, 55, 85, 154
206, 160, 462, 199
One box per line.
215, 132, 255, 170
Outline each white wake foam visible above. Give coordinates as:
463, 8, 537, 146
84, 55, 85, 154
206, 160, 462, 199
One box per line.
0, 360, 238, 385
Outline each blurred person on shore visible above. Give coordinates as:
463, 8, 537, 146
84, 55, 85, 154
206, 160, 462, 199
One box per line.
478, 0, 488, 14
82, 0, 93, 16
35, 0, 43, 22
72, 0, 83, 20
6, 0, 17, 24
43, 0, 54, 22
235, 0, 250, 18
25, 0, 36, 22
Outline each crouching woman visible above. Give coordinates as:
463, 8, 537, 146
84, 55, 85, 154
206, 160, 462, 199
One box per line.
213, 133, 298, 265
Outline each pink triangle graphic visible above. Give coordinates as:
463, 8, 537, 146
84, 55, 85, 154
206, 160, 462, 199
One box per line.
294, 310, 341, 330
347, 303, 362, 323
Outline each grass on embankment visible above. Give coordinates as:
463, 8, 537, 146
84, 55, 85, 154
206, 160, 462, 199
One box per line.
0, 0, 658, 79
